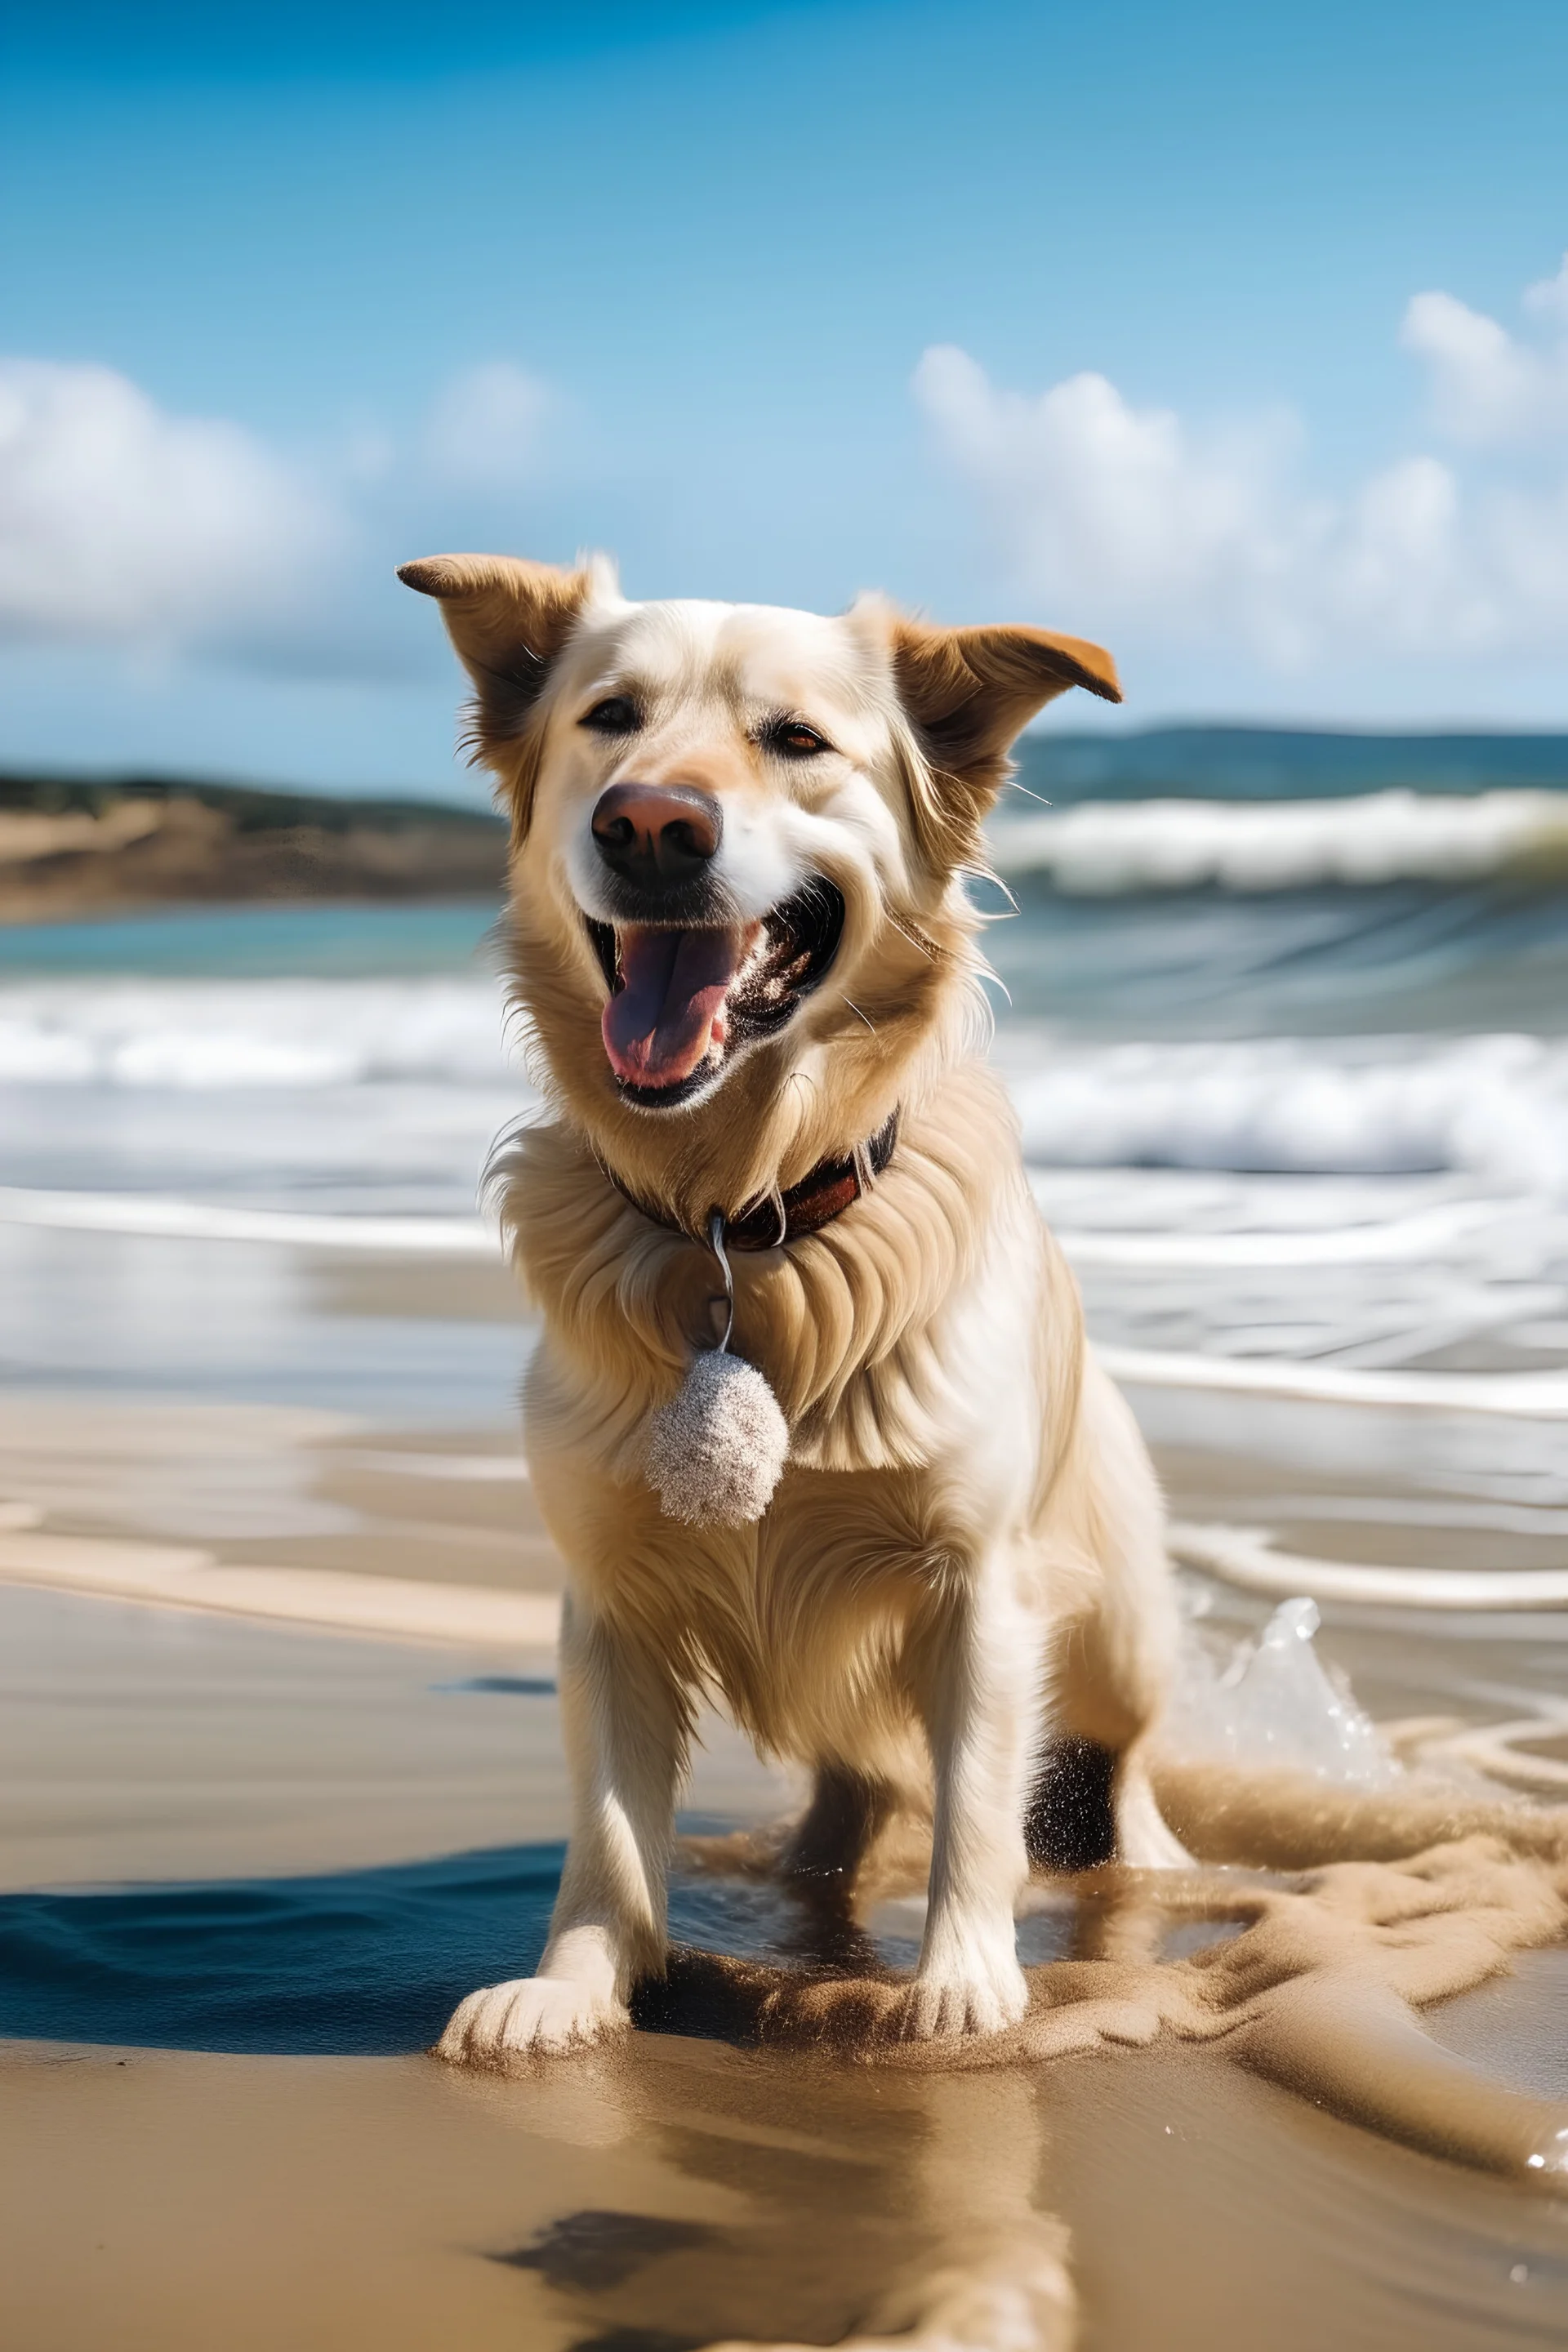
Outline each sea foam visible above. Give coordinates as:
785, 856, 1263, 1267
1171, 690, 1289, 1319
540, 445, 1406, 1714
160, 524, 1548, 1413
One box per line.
5, 982, 1568, 1201
1004, 1032, 1568, 1196
0, 978, 518, 1091
990, 788, 1568, 893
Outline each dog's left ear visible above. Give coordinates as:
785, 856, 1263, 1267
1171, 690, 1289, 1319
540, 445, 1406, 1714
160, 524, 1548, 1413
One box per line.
399, 552, 600, 828
881, 613, 1120, 871
890, 617, 1121, 798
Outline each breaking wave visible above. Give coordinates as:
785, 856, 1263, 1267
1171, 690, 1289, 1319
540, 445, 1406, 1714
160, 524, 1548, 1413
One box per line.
1004, 1031, 1568, 1194
0, 977, 518, 1090
990, 789, 1568, 894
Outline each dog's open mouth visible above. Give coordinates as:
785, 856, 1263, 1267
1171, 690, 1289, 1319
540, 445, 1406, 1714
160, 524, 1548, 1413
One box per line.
587, 879, 845, 1107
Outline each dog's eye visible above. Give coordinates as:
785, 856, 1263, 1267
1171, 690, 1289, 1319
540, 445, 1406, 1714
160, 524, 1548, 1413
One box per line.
764, 719, 832, 760
581, 696, 641, 736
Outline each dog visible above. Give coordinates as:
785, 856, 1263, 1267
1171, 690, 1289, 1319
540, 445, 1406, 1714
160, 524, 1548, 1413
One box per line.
399, 552, 1188, 2059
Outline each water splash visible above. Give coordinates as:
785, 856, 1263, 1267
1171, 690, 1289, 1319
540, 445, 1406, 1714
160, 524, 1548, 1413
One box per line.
1168, 1594, 1401, 1789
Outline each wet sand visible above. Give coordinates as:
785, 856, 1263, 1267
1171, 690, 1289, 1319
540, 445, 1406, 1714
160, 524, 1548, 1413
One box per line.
0, 1584, 786, 1891
3, 1224, 1568, 2346
9, 2025, 1568, 2352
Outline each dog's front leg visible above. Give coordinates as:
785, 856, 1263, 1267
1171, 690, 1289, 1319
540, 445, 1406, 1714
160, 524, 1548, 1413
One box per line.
901, 1570, 1042, 2039
437, 1592, 684, 2064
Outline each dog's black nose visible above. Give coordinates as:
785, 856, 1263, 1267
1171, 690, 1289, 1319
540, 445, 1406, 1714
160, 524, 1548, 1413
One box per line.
591, 782, 723, 893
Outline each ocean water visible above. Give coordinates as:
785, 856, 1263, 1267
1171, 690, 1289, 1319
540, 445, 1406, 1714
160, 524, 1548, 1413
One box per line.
0, 1831, 1068, 2056
1, 791, 1565, 1425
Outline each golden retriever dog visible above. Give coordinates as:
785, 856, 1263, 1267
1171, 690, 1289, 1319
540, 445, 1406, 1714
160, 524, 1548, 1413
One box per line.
399, 552, 1188, 2060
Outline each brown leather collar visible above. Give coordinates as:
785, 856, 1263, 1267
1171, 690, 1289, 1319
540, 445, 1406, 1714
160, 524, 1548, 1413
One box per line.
604, 1110, 899, 1253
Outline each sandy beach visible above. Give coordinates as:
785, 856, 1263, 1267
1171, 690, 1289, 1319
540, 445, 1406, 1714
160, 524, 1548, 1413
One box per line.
0, 1205, 1566, 2346
11, 2006, 1568, 2352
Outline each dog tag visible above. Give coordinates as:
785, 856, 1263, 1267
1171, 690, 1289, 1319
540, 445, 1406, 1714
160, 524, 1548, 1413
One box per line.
644, 1208, 789, 1526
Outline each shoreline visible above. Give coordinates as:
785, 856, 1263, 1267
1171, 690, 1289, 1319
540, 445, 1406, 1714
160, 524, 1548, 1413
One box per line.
3, 1184, 1565, 1414
0, 1519, 561, 1648
7, 1491, 1568, 1649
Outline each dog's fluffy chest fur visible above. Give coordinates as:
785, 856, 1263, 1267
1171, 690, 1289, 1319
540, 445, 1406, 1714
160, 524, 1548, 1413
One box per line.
506, 1060, 1087, 1768
503, 1061, 1058, 1484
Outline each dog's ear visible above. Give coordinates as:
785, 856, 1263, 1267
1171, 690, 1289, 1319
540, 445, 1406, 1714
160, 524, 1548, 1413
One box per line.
880, 612, 1120, 871
891, 617, 1121, 796
398, 553, 599, 830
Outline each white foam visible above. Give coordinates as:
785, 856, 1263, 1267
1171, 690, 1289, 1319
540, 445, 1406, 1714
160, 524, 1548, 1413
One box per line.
1103, 1348, 1568, 1418
0, 1186, 496, 1254
1171, 1523, 1568, 1609
9, 982, 1568, 1211
1005, 1033, 1568, 1196
990, 788, 1568, 894
1045, 1192, 1509, 1267
0, 978, 515, 1090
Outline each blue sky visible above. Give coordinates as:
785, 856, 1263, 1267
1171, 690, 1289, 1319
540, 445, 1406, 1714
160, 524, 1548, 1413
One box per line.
2, 0, 1567, 797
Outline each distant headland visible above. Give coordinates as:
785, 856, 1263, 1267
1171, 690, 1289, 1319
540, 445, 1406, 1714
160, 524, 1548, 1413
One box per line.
0, 775, 507, 923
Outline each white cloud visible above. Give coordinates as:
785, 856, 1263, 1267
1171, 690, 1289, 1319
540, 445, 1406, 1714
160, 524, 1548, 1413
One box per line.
915, 263, 1568, 674
0, 360, 338, 650
1401, 256, 1568, 443
1524, 255, 1568, 329
422, 360, 551, 490
914, 349, 1306, 638
0, 355, 563, 668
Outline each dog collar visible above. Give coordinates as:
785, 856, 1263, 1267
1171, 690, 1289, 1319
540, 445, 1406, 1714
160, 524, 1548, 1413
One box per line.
602, 1108, 899, 1254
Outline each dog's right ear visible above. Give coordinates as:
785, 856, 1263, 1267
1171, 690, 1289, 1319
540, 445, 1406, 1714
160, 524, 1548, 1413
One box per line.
398, 553, 598, 825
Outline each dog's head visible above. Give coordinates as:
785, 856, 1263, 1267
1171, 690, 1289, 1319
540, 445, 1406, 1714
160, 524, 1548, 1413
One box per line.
401, 554, 1118, 1194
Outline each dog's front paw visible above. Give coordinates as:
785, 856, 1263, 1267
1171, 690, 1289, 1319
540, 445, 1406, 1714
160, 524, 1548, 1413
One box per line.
887, 1951, 1030, 2042
434, 1975, 629, 2065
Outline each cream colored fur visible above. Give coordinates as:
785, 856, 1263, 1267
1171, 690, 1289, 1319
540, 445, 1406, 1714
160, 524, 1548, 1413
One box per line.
398, 552, 1187, 2061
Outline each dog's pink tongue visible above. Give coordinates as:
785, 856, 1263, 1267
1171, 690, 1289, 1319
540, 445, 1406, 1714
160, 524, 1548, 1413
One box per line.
602, 925, 744, 1089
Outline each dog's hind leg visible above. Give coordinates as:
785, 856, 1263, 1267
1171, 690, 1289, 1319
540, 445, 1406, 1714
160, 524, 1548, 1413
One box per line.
781, 1763, 893, 1890
1112, 1744, 1192, 1869
1026, 1735, 1116, 1874
774, 1764, 900, 1976
1054, 1358, 1192, 1871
